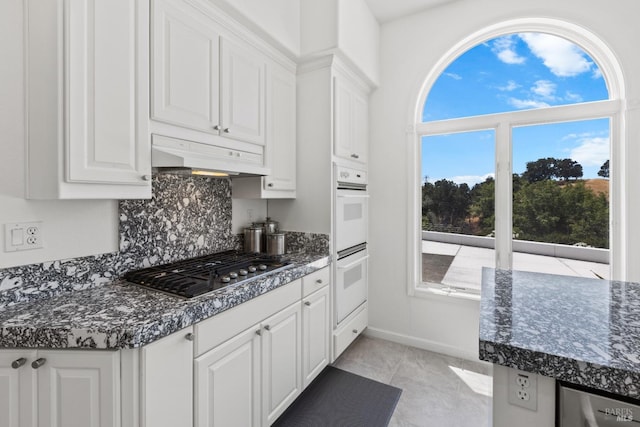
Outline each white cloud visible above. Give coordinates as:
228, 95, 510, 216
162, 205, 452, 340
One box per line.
448, 173, 495, 187
498, 80, 519, 91
564, 91, 584, 103
569, 137, 609, 166
444, 72, 462, 80
492, 36, 526, 65
507, 98, 551, 109
531, 80, 557, 99
518, 33, 593, 77
592, 68, 603, 79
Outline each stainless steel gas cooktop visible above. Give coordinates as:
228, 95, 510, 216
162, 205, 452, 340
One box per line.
124, 250, 292, 298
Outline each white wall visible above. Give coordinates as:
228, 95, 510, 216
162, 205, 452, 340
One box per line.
0, 0, 119, 268
209, 0, 301, 56
337, 0, 380, 85
300, 0, 380, 85
368, 0, 640, 360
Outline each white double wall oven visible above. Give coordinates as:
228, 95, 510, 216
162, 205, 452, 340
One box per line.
334, 165, 369, 326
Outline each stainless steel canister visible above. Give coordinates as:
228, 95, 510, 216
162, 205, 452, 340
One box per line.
265, 233, 285, 256
243, 226, 263, 253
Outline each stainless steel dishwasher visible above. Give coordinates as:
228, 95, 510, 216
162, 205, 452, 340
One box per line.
557, 381, 640, 426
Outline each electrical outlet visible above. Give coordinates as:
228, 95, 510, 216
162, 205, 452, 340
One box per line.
516, 374, 531, 388
4, 221, 43, 252
508, 368, 537, 411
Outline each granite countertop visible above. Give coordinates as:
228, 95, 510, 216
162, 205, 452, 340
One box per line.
0, 252, 330, 350
479, 267, 640, 399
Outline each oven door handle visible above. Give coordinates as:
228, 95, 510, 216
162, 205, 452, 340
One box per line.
336, 194, 370, 199
337, 255, 369, 270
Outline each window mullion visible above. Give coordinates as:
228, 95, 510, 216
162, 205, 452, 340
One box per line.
495, 122, 513, 270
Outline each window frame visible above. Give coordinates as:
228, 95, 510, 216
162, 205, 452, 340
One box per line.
406, 18, 627, 299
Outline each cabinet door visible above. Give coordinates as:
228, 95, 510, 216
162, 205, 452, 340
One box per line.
141, 328, 193, 427
0, 350, 36, 427
302, 286, 330, 388
221, 38, 267, 146
37, 350, 120, 427
152, 0, 220, 133
262, 302, 302, 425
264, 62, 296, 192
333, 75, 368, 164
65, 0, 150, 185
195, 326, 261, 427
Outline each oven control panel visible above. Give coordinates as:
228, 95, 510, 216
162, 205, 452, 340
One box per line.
336, 165, 367, 186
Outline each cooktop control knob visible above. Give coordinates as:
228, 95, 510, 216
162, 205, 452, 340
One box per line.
229, 272, 238, 279
258, 264, 268, 271
239, 269, 248, 276
248, 266, 257, 273
221, 276, 231, 283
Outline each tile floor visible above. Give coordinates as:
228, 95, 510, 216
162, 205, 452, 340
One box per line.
333, 335, 493, 427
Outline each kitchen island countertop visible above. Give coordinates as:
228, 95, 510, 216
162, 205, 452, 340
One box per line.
479, 267, 640, 399
0, 252, 329, 350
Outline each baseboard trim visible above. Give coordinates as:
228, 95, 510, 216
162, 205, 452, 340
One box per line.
364, 327, 484, 363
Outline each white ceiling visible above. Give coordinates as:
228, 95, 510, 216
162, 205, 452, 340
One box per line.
364, 0, 458, 23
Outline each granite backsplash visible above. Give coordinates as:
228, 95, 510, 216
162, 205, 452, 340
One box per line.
0, 174, 328, 310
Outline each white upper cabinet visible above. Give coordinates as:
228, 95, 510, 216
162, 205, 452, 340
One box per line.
151, 0, 220, 133
26, 0, 151, 199
151, 0, 267, 149
333, 70, 369, 166
231, 59, 297, 198
220, 38, 267, 146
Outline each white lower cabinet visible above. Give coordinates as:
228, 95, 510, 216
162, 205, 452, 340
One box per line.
140, 327, 194, 427
0, 349, 120, 427
0, 268, 330, 427
302, 285, 330, 388
0, 350, 36, 427
195, 326, 261, 427
261, 302, 302, 425
195, 300, 302, 427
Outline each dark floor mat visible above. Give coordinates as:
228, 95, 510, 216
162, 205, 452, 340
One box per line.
422, 253, 455, 283
272, 366, 402, 427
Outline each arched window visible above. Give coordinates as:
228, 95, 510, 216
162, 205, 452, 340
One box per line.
408, 19, 625, 297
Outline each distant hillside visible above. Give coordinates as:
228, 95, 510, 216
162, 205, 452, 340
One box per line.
584, 178, 609, 200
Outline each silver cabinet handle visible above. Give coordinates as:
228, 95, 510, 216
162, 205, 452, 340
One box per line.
264, 325, 270, 331
304, 301, 311, 306
213, 125, 221, 130
255, 329, 262, 336
12, 357, 27, 369
352, 329, 358, 334
31, 358, 46, 369
185, 333, 194, 341
223, 128, 230, 133
142, 174, 152, 181
350, 153, 360, 159
316, 279, 323, 284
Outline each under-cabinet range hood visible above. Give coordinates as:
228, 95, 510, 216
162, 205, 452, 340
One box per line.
151, 134, 271, 177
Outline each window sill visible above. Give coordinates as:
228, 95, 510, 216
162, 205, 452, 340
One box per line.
413, 284, 481, 302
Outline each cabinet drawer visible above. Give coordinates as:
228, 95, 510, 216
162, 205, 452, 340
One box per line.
333, 303, 367, 360
194, 279, 301, 357
302, 267, 330, 297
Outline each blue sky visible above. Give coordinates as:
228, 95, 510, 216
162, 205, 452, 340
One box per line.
422, 33, 610, 186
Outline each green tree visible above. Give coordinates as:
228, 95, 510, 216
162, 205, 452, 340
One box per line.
598, 160, 610, 178
470, 177, 495, 235
522, 157, 556, 183
556, 158, 583, 181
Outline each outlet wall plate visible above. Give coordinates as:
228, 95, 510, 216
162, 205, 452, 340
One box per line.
508, 368, 538, 411
4, 221, 43, 252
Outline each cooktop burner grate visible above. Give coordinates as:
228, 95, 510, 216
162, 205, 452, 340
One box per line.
124, 250, 292, 298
